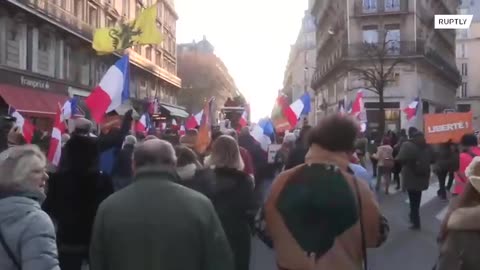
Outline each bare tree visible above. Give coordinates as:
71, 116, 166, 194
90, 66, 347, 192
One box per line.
348, 30, 405, 138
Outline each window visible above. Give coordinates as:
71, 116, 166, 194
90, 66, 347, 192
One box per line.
387, 73, 400, 86
457, 104, 471, 112
461, 82, 468, 97
88, 5, 98, 27
106, 16, 116, 27
461, 43, 466, 58
122, 0, 130, 18
385, 0, 400, 11
363, 0, 377, 12
157, 3, 163, 21
38, 34, 50, 52
136, 2, 142, 17
461, 63, 468, 76
155, 49, 162, 66
385, 25, 400, 54
362, 25, 378, 44
63, 44, 72, 80
134, 45, 141, 54
5, 18, 22, 69
74, 0, 83, 19
146, 46, 152, 60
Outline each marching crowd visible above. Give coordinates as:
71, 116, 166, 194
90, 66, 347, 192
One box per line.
1, 112, 480, 270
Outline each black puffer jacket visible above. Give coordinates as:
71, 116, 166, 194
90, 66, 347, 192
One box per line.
183, 167, 256, 270
43, 135, 113, 248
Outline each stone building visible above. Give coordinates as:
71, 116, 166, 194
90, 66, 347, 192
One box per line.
177, 36, 242, 123
282, 3, 317, 126
0, 0, 185, 131
456, 0, 480, 130
311, 0, 461, 134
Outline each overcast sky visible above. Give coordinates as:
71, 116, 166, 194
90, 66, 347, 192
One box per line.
175, 0, 308, 121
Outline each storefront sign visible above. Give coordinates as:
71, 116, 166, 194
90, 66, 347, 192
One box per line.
20, 76, 50, 90
0, 68, 69, 93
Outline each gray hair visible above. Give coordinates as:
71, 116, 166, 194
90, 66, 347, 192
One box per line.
124, 135, 137, 146
0, 145, 46, 192
205, 135, 244, 171
134, 139, 177, 168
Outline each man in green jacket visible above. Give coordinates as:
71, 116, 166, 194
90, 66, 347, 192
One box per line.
90, 138, 234, 270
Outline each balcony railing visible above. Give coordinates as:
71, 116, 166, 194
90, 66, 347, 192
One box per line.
346, 41, 423, 58
312, 40, 460, 89
17, 0, 94, 40
354, 0, 409, 16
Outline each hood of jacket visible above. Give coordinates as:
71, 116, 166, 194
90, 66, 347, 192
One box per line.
176, 164, 197, 181
448, 205, 480, 231
61, 134, 99, 171
0, 194, 42, 227
304, 144, 351, 171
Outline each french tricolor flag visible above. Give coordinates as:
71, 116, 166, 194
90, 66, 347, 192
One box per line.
179, 125, 186, 136
284, 92, 311, 127
47, 106, 65, 166
135, 114, 148, 134
250, 118, 274, 152
350, 90, 364, 118
61, 97, 79, 121
403, 97, 419, 120
185, 111, 203, 130
239, 110, 248, 128
86, 55, 130, 123
8, 107, 34, 143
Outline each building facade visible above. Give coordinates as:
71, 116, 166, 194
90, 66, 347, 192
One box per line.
0, 0, 184, 131
311, 0, 460, 134
177, 36, 241, 123
282, 4, 317, 127
456, 0, 480, 130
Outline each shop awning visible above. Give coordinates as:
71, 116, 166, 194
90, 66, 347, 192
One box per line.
0, 84, 69, 117
161, 104, 189, 118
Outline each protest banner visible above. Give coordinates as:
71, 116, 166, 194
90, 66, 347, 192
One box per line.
424, 112, 473, 144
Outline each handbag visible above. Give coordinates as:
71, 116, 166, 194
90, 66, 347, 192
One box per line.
0, 227, 21, 269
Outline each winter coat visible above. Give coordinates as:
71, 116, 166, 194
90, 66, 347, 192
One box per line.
89, 166, 234, 270
239, 134, 269, 180
434, 143, 456, 173
239, 146, 255, 177
112, 144, 135, 191
436, 192, 480, 270
376, 145, 394, 167
284, 141, 308, 170
265, 144, 383, 270
395, 139, 434, 191
0, 192, 60, 270
185, 167, 257, 270
43, 134, 114, 251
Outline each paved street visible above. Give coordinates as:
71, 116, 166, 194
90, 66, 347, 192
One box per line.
250, 179, 449, 270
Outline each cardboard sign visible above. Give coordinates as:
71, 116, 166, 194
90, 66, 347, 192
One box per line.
267, 144, 282, 164
424, 112, 473, 144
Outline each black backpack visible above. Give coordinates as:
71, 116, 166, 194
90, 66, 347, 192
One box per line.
412, 145, 432, 177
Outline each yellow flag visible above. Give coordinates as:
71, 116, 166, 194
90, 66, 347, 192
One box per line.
92, 3, 163, 54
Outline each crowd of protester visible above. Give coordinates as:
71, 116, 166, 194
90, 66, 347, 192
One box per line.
2, 111, 480, 269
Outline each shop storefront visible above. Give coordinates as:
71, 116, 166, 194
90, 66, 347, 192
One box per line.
365, 102, 401, 136
0, 68, 71, 131
151, 102, 189, 130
